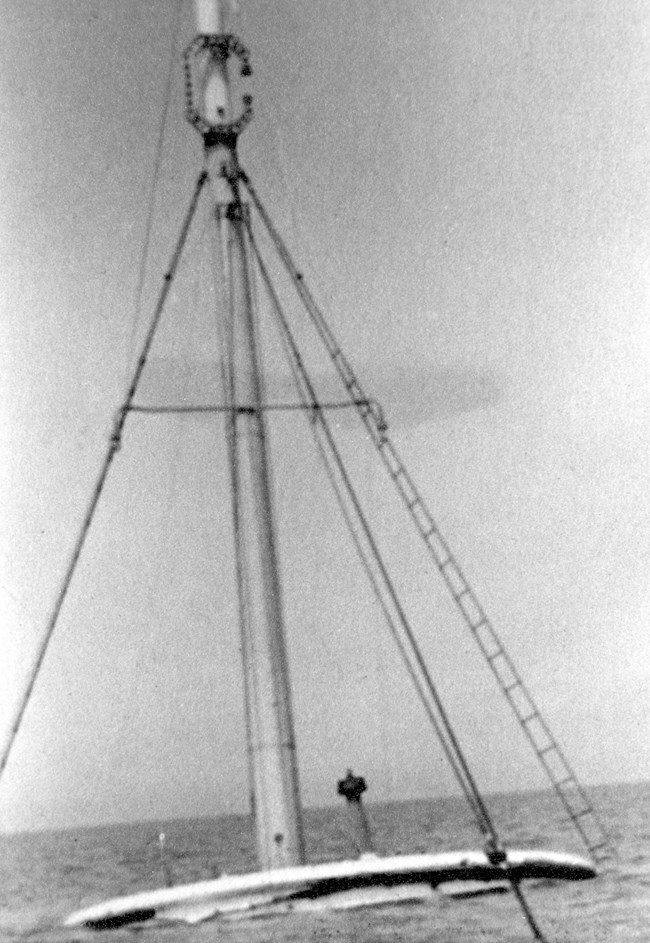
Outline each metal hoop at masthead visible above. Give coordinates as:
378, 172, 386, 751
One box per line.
184, 33, 253, 146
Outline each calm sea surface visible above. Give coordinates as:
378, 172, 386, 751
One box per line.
1, 781, 648, 943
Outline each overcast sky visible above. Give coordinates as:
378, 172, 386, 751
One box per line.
1, 0, 649, 834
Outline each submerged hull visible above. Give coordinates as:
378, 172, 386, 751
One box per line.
64, 849, 595, 929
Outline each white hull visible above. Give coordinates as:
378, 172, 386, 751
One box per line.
65, 849, 595, 929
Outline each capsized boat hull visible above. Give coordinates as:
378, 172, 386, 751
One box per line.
64, 848, 596, 929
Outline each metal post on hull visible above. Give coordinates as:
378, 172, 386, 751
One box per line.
338, 771, 374, 856
189, 0, 305, 871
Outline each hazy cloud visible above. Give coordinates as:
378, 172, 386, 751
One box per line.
137, 357, 504, 428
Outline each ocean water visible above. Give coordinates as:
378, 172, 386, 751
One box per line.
1, 781, 648, 943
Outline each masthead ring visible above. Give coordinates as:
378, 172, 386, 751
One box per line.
184, 34, 253, 144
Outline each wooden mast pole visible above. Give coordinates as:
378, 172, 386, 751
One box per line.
191, 0, 305, 871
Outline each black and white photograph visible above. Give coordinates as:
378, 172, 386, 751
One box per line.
1, 1, 648, 940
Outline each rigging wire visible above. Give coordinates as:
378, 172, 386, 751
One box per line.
124, 0, 185, 385
247, 226, 489, 832
118, 204, 211, 745
0, 172, 208, 786
242, 209, 497, 842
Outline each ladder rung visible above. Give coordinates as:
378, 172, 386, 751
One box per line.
470, 617, 487, 632
504, 682, 521, 693
572, 807, 594, 819
487, 649, 504, 662
537, 744, 556, 756
521, 712, 538, 723
556, 776, 576, 788
454, 588, 471, 602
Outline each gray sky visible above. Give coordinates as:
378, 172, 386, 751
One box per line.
1, 0, 649, 833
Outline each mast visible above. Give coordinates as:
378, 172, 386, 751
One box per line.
190, 0, 305, 870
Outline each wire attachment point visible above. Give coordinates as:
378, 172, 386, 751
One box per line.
485, 841, 508, 866
110, 408, 127, 451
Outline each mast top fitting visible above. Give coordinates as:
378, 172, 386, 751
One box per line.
184, 34, 253, 148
